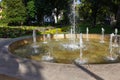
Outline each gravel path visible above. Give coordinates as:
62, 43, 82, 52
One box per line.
0, 38, 120, 80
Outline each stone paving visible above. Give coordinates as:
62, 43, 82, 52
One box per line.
0, 38, 120, 80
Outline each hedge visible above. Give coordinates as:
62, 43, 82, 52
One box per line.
0, 27, 41, 38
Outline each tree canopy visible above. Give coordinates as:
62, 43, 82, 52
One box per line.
34, 0, 71, 25
0, 0, 120, 28
2, 0, 26, 26
79, 0, 120, 28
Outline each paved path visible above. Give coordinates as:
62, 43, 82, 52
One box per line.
0, 38, 120, 80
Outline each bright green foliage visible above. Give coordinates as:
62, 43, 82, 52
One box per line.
4, 0, 27, 25
27, 0, 36, 19
0, 1, 7, 23
42, 28, 62, 34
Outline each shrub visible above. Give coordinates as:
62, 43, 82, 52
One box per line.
0, 26, 41, 38
42, 28, 62, 34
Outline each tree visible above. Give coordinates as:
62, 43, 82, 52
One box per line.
79, 0, 120, 29
0, 0, 7, 23
78, 1, 91, 22
114, 0, 120, 29
35, 0, 71, 25
79, 0, 106, 27
101, 0, 120, 28
4, 0, 27, 26
116, 6, 120, 29
26, 0, 36, 25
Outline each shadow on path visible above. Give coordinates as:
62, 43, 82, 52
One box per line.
17, 59, 44, 80
0, 39, 45, 80
74, 63, 104, 80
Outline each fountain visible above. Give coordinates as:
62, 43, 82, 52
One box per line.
86, 27, 89, 41
43, 34, 47, 44
62, 28, 79, 50
74, 33, 87, 64
42, 34, 54, 62
61, 0, 79, 50
33, 29, 36, 43
52, 8, 57, 24
55, 29, 59, 41
31, 29, 39, 54
8, 0, 120, 64
112, 28, 119, 47
100, 28, 105, 43
105, 33, 118, 61
9, 31, 120, 64
42, 28, 48, 44
72, 0, 76, 44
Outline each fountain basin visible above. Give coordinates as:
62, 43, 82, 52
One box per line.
8, 34, 120, 64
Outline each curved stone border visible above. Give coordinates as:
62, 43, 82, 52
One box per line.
0, 35, 120, 80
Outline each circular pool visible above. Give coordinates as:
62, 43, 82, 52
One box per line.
8, 34, 120, 64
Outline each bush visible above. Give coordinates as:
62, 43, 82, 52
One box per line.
61, 26, 70, 33
0, 26, 41, 38
77, 22, 120, 34
42, 28, 62, 34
